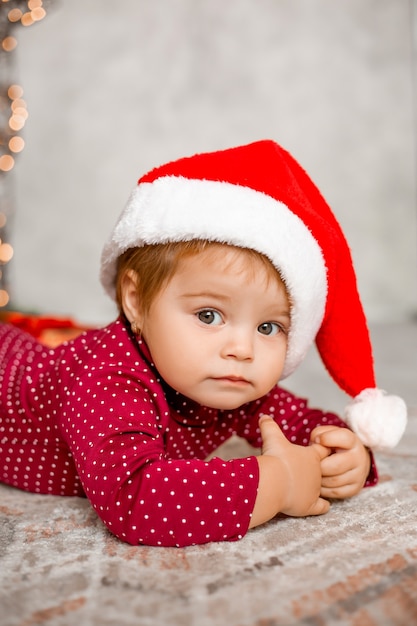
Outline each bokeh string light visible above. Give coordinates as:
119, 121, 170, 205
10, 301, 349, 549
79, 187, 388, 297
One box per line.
0, 0, 53, 308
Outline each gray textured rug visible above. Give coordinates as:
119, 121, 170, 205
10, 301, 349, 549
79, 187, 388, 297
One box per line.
1, 409, 416, 626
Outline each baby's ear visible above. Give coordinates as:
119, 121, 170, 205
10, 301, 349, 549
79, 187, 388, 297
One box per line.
120, 270, 143, 326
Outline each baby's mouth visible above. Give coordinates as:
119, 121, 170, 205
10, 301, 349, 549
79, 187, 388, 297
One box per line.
212, 375, 251, 385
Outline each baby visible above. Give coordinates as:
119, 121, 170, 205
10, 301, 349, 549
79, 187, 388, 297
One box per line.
0, 140, 407, 547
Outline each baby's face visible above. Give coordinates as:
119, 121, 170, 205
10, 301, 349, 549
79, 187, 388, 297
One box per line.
138, 246, 290, 410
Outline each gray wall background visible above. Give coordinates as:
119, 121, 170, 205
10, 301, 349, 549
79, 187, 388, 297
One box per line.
9, 0, 417, 325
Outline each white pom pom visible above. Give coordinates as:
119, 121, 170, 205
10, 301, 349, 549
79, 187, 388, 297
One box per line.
344, 388, 407, 450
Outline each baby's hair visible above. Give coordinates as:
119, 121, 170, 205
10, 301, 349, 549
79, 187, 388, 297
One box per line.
115, 240, 288, 317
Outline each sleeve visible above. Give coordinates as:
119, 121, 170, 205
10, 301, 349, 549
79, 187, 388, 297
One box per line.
235, 385, 378, 488
59, 372, 259, 547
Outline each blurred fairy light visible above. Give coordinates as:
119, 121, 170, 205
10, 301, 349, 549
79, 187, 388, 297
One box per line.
0, 0, 53, 308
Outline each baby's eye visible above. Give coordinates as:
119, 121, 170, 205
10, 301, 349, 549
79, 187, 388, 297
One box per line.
197, 310, 223, 325
258, 322, 282, 336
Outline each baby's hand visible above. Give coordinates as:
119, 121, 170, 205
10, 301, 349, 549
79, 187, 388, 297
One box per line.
259, 415, 331, 517
310, 426, 371, 499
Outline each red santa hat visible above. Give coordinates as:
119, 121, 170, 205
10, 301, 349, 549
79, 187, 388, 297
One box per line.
100, 139, 407, 449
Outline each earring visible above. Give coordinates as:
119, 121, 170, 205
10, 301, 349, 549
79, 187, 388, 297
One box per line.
131, 320, 140, 336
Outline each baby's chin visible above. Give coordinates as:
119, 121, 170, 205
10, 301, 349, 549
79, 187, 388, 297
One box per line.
187, 393, 257, 412
174, 381, 272, 412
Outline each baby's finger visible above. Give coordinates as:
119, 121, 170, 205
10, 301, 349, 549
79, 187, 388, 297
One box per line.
320, 482, 359, 500
259, 414, 284, 437
307, 496, 331, 516
321, 471, 351, 489
258, 415, 287, 453
320, 452, 354, 477
310, 441, 332, 461
310, 425, 335, 441
313, 427, 355, 450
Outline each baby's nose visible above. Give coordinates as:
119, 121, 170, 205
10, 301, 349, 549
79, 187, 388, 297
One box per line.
221, 328, 254, 360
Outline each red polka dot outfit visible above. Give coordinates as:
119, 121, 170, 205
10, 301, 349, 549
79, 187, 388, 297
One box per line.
0, 318, 378, 547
